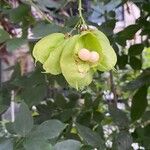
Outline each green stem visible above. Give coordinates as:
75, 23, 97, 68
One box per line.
69, 20, 80, 34
78, 0, 86, 25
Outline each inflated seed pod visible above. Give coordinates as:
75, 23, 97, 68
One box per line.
32, 27, 117, 89
43, 39, 68, 75
91, 29, 117, 71
32, 33, 65, 64
78, 31, 102, 69
60, 35, 93, 90
91, 29, 110, 43
60, 30, 117, 89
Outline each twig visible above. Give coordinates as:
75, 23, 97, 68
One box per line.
109, 70, 117, 107
11, 90, 15, 122
78, 0, 86, 25
0, 57, 2, 88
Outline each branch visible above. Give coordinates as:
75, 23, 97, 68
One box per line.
78, 0, 86, 25
109, 70, 117, 107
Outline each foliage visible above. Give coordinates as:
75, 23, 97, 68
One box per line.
0, 0, 150, 150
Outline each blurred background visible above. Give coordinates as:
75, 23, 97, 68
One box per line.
0, 0, 150, 150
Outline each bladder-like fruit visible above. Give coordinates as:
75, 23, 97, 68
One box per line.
32, 28, 117, 89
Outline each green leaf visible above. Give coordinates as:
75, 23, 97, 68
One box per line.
123, 68, 150, 91
31, 22, 62, 38
131, 86, 148, 121
116, 24, 141, 46
6, 38, 27, 52
54, 140, 81, 150
0, 28, 10, 43
128, 44, 144, 55
99, 19, 116, 36
93, 111, 104, 123
142, 111, 150, 122
67, 92, 80, 108
76, 124, 105, 148
12, 70, 47, 106
0, 105, 8, 114
123, 24, 141, 38
12, 69, 45, 87
80, 145, 93, 150
30, 119, 66, 140
24, 138, 53, 150
83, 93, 93, 108
129, 56, 142, 70
20, 84, 47, 106
13, 102, 33, 137
134, 125, 150, 149
143, 3, 150, 13
109, 105, 129, 129
77, 112, 92, 126
54, 109, 77, 122
8, 4, 30, 23
92, 96, 101, 110
5, 122, 16, 134
112, 131, 132, 150
0, 85, 11, 107
117, 55, 128, 69
0, 139, 13, 150
54, 93, 67, 109
143, 125, 150, 148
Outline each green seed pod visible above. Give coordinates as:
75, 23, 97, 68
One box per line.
60, 35, 93, 90
91, 29, 117, 71
77, 31, 102, 69
60, 30, 117, 89
32, 28, 117, 89
43, 39, 68, 75
32, 33, 65, 64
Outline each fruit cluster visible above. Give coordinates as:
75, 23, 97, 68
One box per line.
33, 28, 117, 89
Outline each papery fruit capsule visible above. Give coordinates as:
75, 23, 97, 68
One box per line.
43, 39, 68, 75
32, 33, 65, 64
32, 27, 117, 90
91, 29, 117, 71
60, 31, 102, 89
60, 35, 93, 90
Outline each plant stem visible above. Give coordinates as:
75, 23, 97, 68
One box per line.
109, 70, 117, 107
78, 0, 86, 25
